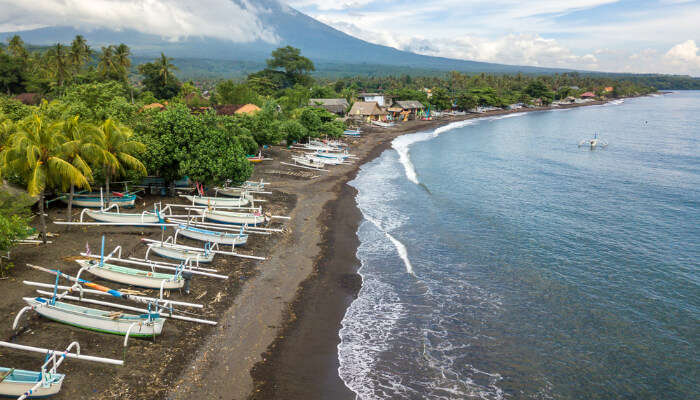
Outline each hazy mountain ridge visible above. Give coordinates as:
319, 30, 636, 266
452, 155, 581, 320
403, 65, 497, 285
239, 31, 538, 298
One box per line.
1, 0, 571, 75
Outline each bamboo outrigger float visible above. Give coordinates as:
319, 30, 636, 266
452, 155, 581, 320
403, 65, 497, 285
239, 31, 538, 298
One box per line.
0, 341, 122, 400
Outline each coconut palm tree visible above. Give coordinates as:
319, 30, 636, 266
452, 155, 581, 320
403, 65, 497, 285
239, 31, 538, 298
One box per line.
97, 45, 117, 79
58, 116, 98, 227
92, 119, 146, 206
69, 35, 91, 74
0, 114, 91, 242
156, 52, 177, 82
47, 43, 71, 88
113, 43, 134, 102
7, 35, 27, 60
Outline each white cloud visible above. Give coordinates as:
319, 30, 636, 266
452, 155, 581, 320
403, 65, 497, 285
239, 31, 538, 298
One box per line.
0, 0, 278, 43
664, 40, 700, 73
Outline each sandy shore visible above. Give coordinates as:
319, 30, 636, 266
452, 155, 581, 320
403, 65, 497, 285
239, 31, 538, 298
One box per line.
0, 100, 607, 400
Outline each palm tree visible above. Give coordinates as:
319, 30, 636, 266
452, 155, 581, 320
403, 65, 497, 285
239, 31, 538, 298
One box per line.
7, 35, 27, 60
113, 44, 134, 102
58, 116, 97, 227
92, 119, 146, 206
156, 53, 177, 82
97, 45, 117, 79
69, 35, 91, 74
0, 114, 91, 242
47, 43, 70, 88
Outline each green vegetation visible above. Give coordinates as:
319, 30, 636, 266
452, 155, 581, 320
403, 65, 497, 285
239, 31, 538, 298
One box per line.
0, 34, 663, 239
0, 189, 33, 278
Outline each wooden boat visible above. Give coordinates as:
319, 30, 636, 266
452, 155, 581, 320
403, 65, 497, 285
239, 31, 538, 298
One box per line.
146, 242, 215, 264
304, 154, 345, 165
193, 208, 267, 226
343, 129, 361, 137
0, 367, 64, 399
176, 225, 248, 247
84, 209, 160, 224
215, 187, 247, 197
75, 259, 184, 290
291, 156, 327, 169
22, 297, 165, 337
0, 341, 122, 400
182, 195, 251, 207
60, 193, 136, 208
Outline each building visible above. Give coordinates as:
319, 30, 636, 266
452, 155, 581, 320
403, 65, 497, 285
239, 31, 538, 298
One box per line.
388, 100, 425, 121
348, 101, 388, 122
213, 104, 261, 116
309, 98, 350, 116
580, 92, 596, 98
358, 93, 389, 107
604, 86, 614, 93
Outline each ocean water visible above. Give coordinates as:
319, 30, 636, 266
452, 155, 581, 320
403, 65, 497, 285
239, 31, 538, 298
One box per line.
338, 92, 700, 399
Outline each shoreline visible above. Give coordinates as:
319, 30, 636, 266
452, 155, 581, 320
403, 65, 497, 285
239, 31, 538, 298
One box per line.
244, 99, 613, 399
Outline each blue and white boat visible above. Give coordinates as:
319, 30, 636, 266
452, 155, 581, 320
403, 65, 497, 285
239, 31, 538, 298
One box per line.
343, 129, 361, 137
60, 193, 136, 208
176, 225, 248, 247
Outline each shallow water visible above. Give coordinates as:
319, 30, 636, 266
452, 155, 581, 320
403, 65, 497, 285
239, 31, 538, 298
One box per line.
339, 92, 700, 399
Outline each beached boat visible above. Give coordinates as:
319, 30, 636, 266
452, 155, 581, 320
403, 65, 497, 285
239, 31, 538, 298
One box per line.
60, 193, 136, 208
304, 154, 346, 165
84, 209, 160, 224
291, 156, 328, 169
181, 195, 251, 207
21, 297, 164, 337
176, 225, 248, 247
146, 241, 215, 264
0, 341, 122, 400
75, 259, 184, 290
194, 208, 268, 226
215, 187, 247, 197
343, 129, 361, 137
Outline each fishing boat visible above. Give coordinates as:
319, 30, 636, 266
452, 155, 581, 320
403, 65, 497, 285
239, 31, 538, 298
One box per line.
60, 192, 136, 208
145, 241, 215, 264
75, 259, 184, 290
20, 297, 164, 337
84, 209, 160, 224
193, 208, 268, 226
291, 155, 328, 169
0, 366, 65, 399
578, 133, 608, 149
215, 186, 247, 197
343, 129, 361, 137
176, 225, 248, 247
0, 341, 122, 400
181, 195, 251, 207
304, 154, 346, 165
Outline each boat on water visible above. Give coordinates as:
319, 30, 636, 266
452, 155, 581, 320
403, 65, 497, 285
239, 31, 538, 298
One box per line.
194, 208, 268, 226
84, 209, 160, 224
182, 195, 252, 207
75, 259, 184, 290
21, 297, 165, 337
578, 133, 608, 149
60, 193, 136, 208
176, 225, 248, 247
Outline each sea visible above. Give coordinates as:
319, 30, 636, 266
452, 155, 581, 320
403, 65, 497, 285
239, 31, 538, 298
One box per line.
338, 92, 699, 399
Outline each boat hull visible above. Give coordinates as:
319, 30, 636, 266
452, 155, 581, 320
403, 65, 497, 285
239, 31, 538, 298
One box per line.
177, 226, 248, 246
76, 260, 183, 290
84, 209, 160, 224
183, 195, 250, 207
148, 245, 214, 264
61, 194, 136, 208
195, 209, 266, 226
0, 368, 64, 398
24, 298, 164, 337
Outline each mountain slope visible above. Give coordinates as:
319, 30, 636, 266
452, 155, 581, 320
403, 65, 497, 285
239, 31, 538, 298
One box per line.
1, 0, 570, 74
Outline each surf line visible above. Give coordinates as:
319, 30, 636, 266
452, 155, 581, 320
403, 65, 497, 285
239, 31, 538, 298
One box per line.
364, 215, 416, 276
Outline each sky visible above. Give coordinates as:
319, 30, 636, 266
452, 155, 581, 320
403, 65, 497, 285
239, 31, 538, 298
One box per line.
287, 0, 700, 76
0, 0, 698, 76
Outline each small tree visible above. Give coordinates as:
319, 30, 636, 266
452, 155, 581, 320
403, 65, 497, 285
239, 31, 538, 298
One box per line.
0, 189, 33, 277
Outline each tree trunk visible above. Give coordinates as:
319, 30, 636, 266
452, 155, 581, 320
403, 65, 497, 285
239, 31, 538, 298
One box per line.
38, 191, 47, 244
66, 184, 74, 231
105, 171, 111, 209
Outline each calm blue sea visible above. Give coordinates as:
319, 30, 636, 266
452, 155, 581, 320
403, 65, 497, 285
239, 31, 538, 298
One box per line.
339, 92, 699, 399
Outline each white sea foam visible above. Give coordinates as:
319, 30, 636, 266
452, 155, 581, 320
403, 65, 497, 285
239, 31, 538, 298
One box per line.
604, 99, 625, 106
386, 233, 415, 275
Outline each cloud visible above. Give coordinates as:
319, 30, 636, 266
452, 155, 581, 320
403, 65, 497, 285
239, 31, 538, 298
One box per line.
664, 40, 700, 72
0, 0, 278, 43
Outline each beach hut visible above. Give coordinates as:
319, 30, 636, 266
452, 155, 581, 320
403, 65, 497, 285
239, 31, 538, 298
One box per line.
389, 100, 425, 121
581, 92, 596, 99
309, 98, 350, 116
213, 104, 261, 116
235, 104, 261, 115
357, 93, 390, 107
348, 101, 388, 122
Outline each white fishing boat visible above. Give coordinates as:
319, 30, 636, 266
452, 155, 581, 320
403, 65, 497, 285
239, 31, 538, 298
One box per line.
304, 154, 346, 165
20, 297, 165, 337
215, 186, 247, 197
291, 155, 328, 169
578, 133, 608, 149
60, 193, 136, 208
193, 208, 268, 226
176, 225, 248, 247
145, 241, 215, 264
182, 195, 251, 207
84, 209, 160, 224
75, 259, 184, 290
0, 341, 122, 400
